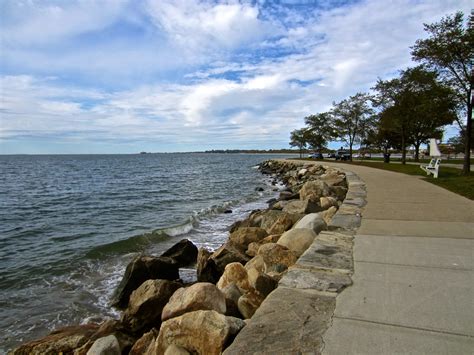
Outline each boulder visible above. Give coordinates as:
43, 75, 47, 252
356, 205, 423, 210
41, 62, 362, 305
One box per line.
153, 310, 246, 355
165, 344, 190, 355
279, 191, 299, 200
270, 200, 288, 210
244, 255, 265, 273
282, 199, 322, 214
196, 248, 220, 284
229, 227, 268, 250
330, 185, 348, 201
237, 291, 265, 319
11, 324, 99, 355
211, 242, 251, 275
320, 196, 338, 210
161, 282, 226, 322
267, 213, 295, 235
256, 210, 284, 231
86, 335, 121, 355
73, 320, 135, 355
320, 172, 346, 187
122, 279, 182, 332
129, 329, 158, 355
161, 239, 198, 267
247, 268, 278, 297
293, 213, 327, 234
217, 262, 251, 294
246, 234, 282, 257
277, 229, 317, 257
299, 180, 330, 202
321, 206, 338, 224
111, 256, 179, 309
221, 283, 243, 318
257, 243, 297, 270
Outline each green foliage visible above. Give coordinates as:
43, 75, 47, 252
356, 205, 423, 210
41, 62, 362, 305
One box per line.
373, 66, 457, 162
304, 113, 334, 151
331, 92, 374, 159
411, 11, 473, 174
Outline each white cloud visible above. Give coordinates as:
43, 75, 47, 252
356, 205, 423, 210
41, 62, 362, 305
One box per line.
1, 0, 472, 152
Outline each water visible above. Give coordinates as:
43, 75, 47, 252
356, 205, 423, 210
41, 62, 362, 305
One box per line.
0, 153, 295, 352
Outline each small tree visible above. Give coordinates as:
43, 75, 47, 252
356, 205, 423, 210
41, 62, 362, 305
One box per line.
331, 92, 374, 160
304, 113, 334, 152
411, 11, 473, 174
289, 128, 309, 158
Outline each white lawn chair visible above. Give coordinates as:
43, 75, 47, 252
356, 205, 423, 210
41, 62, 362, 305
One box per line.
420, 138, 442, 178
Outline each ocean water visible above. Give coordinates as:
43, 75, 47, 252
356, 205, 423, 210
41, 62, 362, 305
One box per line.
0, 153, 294, 352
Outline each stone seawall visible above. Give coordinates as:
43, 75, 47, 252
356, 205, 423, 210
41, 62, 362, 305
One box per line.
224, 161, 367, 354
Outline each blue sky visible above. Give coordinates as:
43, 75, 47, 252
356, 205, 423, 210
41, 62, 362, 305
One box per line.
0, 0, 471, 154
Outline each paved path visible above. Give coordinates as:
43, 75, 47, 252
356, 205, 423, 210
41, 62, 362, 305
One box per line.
320, 163, 474, 354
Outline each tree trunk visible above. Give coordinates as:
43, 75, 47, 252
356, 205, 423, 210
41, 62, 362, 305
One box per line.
414, 141, 421, 162
299, 146, 302, 159
401, 134, 406, 164
462, 92, 472, 175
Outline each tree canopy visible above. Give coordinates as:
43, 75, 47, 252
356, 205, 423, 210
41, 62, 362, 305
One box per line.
411, 11, 473, 173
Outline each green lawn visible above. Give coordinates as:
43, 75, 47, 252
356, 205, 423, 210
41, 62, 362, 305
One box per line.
297, 158, 474, 200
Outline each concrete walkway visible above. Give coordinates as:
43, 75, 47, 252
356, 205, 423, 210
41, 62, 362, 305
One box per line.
321, 163, 474, 354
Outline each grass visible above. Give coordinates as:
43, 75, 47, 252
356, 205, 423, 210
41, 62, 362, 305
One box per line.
297, 158, 474, 200
365, 157, 471, 164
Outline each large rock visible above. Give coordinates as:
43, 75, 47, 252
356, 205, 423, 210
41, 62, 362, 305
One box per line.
196, 248, 220, 284
86, 335, 121, 355
165, 344, 190, 354
217, 262, 251, 294
293, 213, 327, 234
256, 210, 285, 231
122, 279, 182, 332
247, 268, 278, 297
73, 319, 136, 355
11, 324, 99, 355
277, 229, 317, 257
161, 283, 226, 321
320, 196, 338, 210
257, 243, 297, 271
237, 290, 265, 319
161, 239, 198, 267
320, 171, 346, 187
210, 242, 251, 275
282, 199, 322, 214
299, 180, 330, 202
229, 227, 268, 250
244, 255, 265, 273
153, 310, 246, 355
221, 283, 243, 318
111, 256, 179, 309
330, 185, 348, 201
267, 214, 295, 235
129, 329, 158, 355
321, 206, 337, 224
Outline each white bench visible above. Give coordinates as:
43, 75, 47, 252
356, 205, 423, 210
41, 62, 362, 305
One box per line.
420, 158, 441, 178
420, 138, 442, 178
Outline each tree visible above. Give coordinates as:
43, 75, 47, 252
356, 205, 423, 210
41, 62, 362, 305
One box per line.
331, 92, 374, 160
289, 128, 308, 158
304, 113, 334, 152
373, 66, 457, 163
411, 11, 473, 174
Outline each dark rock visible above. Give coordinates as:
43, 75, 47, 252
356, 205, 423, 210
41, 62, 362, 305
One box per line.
255, 187, 264, 192
211, 242, 251, 275
279, 191, 299, 201
161, 239, 198, 267
224, 209, 233, 214
111, 255, 179, 309
196, 248, 220, 284
122, 279, 183, 333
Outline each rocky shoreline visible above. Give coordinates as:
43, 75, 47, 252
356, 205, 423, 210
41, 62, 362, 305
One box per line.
11, 159, 363, 355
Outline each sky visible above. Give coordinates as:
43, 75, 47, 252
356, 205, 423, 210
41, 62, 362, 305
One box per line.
0, 0, 471, 154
